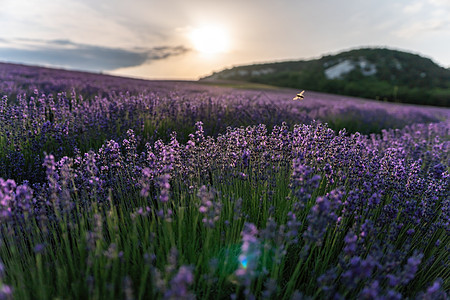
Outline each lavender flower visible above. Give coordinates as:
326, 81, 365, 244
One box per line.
416, 279, 447, 300
285, 211, 302, 245
0, 284, 12, 300
235, 222, 261, 288
0, 258, 11, 300
401, 252, 423, 285
140, 167, 153, 198
303, 188, 343, 247
197, 185, 222, 228
342, 256, 377, 288
158, 174, 171, 203
43, 154, 60, 204
290, 157, 321, 211
164, 265, 195, 300
343, 231, 358, 255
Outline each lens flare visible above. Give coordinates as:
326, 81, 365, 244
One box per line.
239, 256, 248, 269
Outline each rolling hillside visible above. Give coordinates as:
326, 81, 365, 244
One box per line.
201, 48, 450, 107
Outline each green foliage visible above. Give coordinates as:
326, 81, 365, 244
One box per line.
202, 48, 450, 107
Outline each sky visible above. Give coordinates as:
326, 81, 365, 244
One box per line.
0, 0, 449, 80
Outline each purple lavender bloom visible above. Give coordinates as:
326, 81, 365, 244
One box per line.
0, 260, 11, 299
359, 280, 380, 299
401, 252, 423, 285
342, 256, 377, 287
140, 167, 152, 197
123, 129, 138, 162
367, 192, 382, 207
158, 174, 171, 203
235, 222, 261, 287
164, 265, 195, 299
285, 211, 302, 245
261, 278, 278, 299
407, 228, 415, 235
197, 185, 222, 228
0, 178, 36, 220
416, 278, 447, 300
0, 284, 12, 300
242, 149, 250, 168
342, 189, 362, 217
431, 163, 445, 180
343, 231, 358, 255
290, 157, 321, 211
386, 274, 401, 287
122, 276, 134, 300
33, 243, 46, 254
98, 140, 123, 169
303, 188, 343, 247
43, 154, 59, 181
194, 121, 205, 143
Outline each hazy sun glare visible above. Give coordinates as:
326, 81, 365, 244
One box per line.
189, 25, 230, 55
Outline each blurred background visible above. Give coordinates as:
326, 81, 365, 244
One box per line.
1, 0, 449, 80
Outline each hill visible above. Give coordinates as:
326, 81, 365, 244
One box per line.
200, 48, 450, 107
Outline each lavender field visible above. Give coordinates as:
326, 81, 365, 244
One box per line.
0, 62, 449, 299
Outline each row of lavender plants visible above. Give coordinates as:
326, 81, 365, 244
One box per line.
1, 63, 448, 185
1, 118, 448, 299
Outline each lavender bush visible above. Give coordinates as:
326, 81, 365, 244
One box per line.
1, 62, 448, 183
0, 63, 449, 299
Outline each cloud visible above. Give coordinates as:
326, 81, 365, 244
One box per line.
0, 38, 190, 72
403, 1, 424, 14
392, 0, 450, 40
394, 19, 450, 38
428, 0, 450, 8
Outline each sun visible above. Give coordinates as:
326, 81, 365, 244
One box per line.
189, 25, 230, 55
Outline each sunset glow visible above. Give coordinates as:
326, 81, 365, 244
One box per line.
189, 25, 230, 55
1, 0, 449, 79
